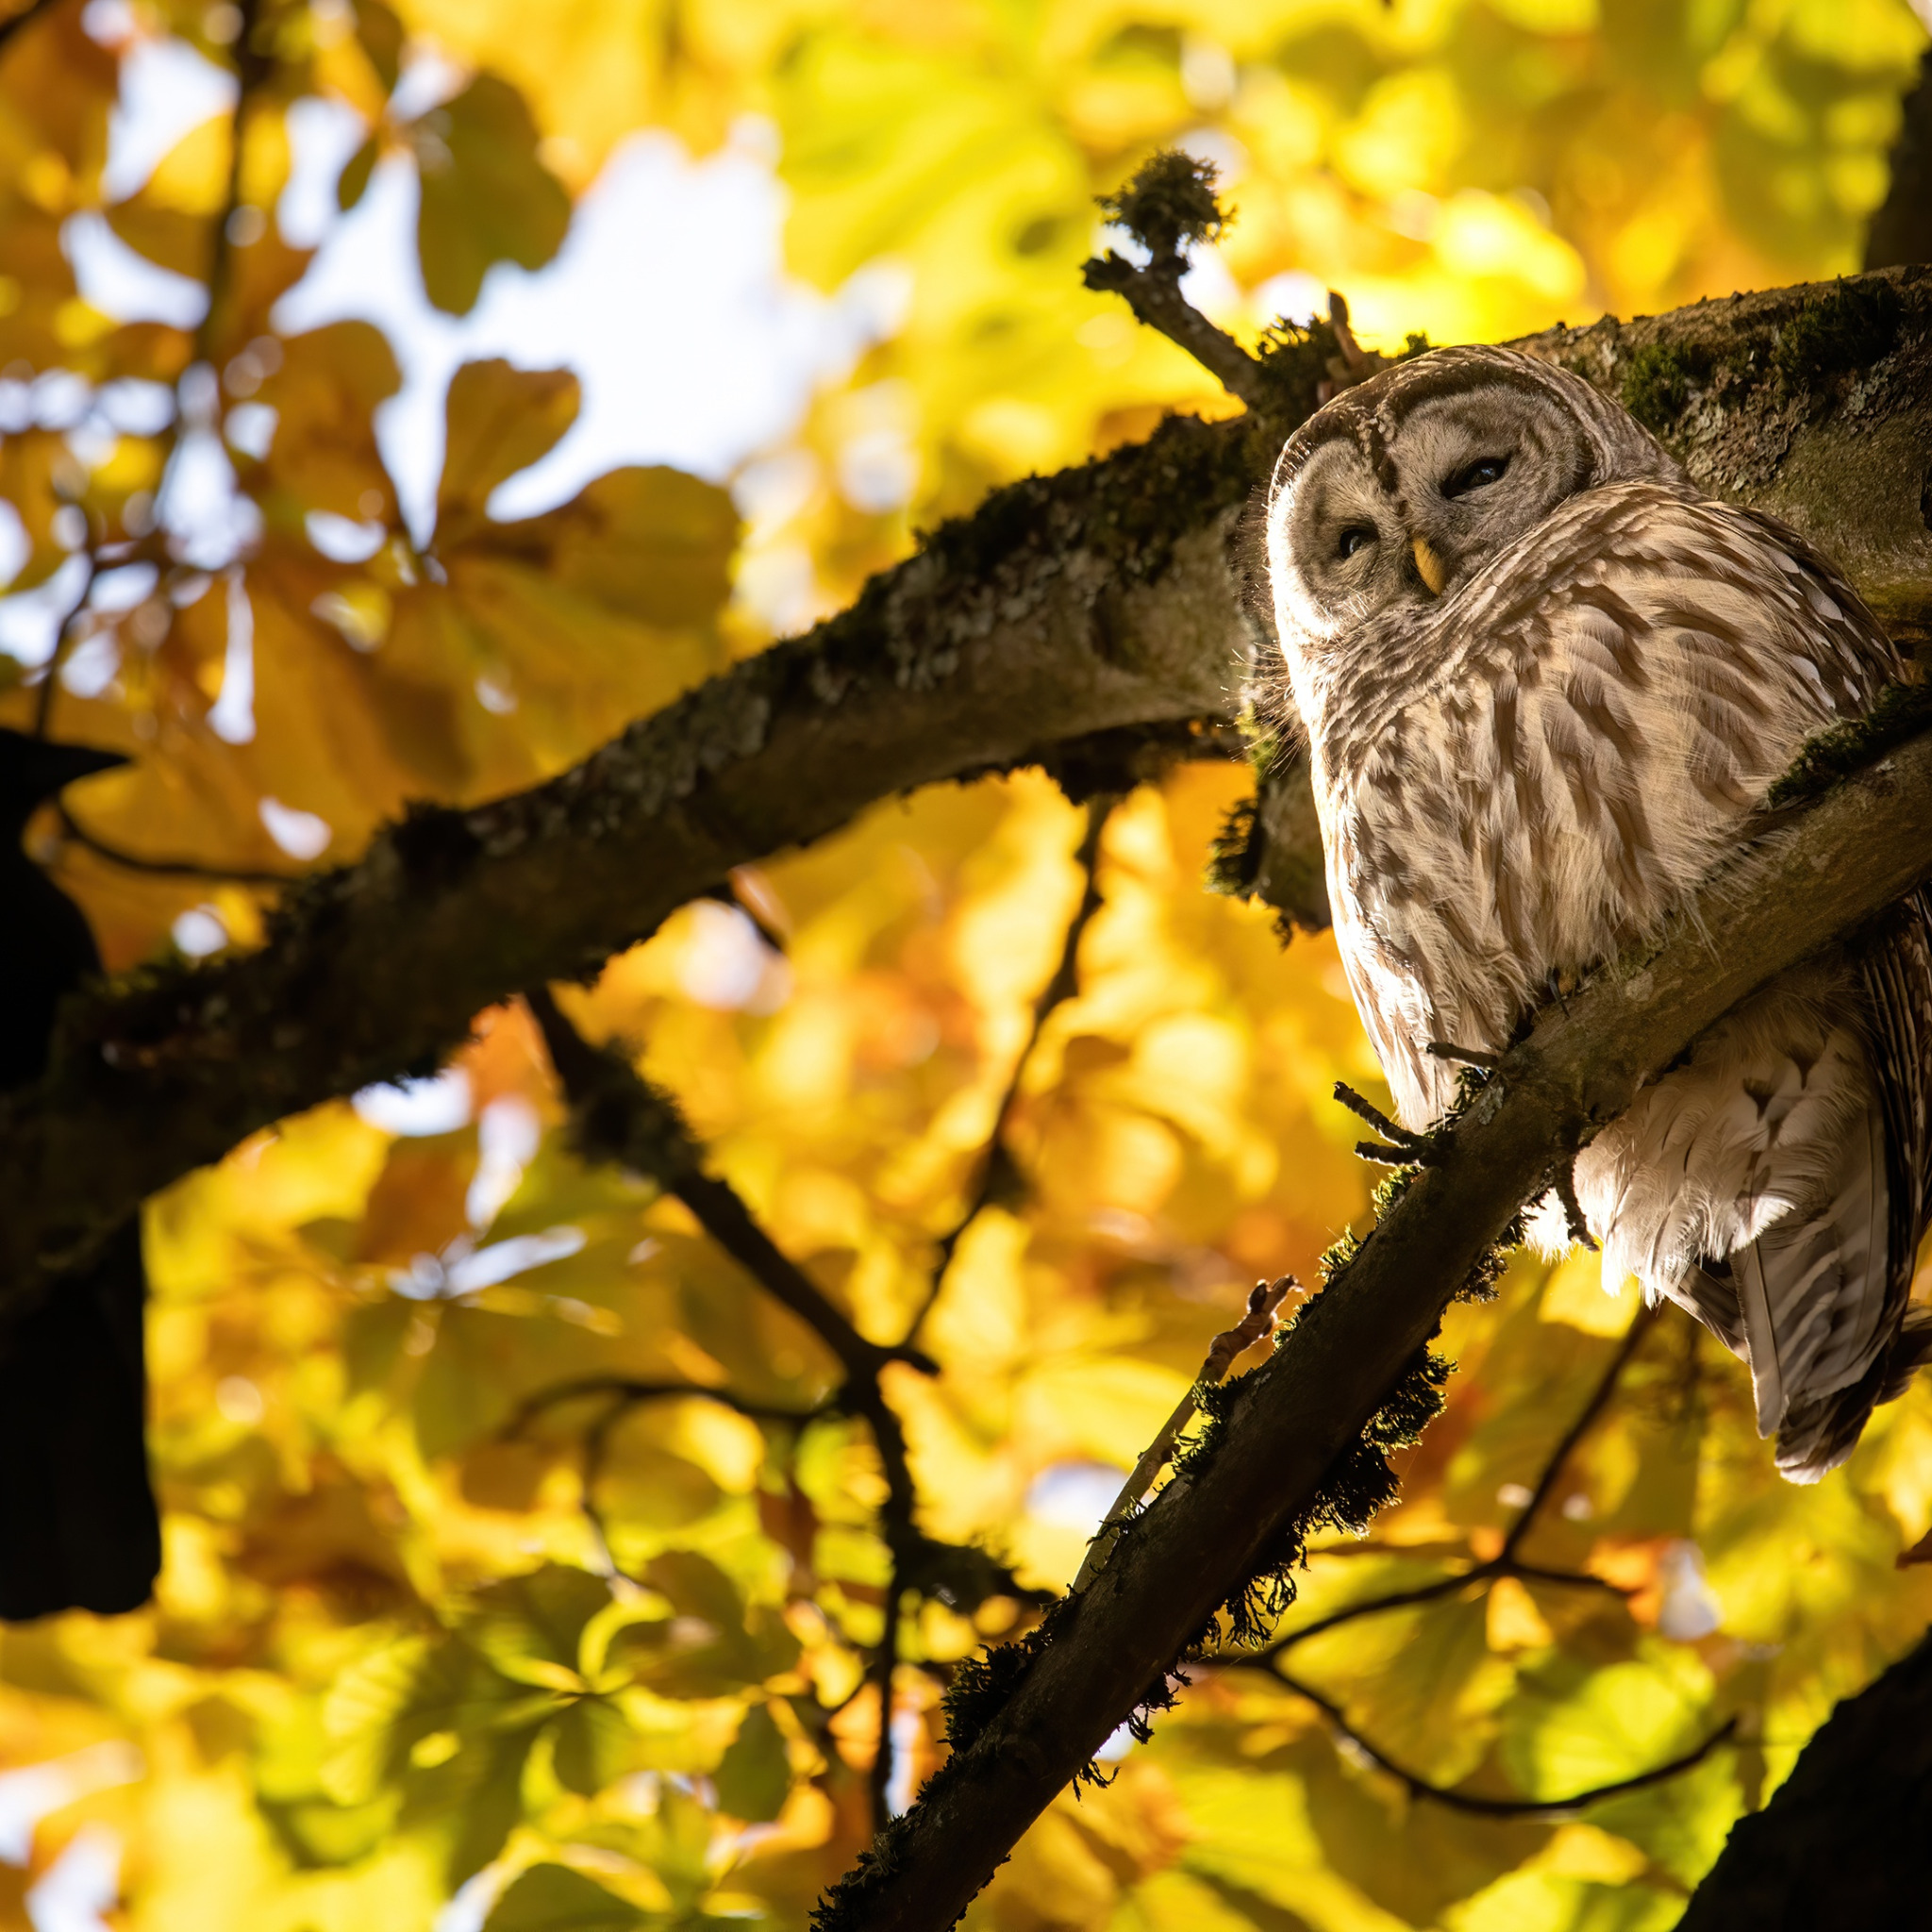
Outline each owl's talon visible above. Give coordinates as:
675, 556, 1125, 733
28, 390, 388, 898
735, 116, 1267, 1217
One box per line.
1354, 1139, 1410, 1166
1333, 1081, 1420, 1147
1552, 1162, 1598, 1251
1426, 1040, 1502, 1070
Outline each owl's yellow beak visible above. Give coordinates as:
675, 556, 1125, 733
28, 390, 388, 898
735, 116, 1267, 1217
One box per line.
1412, 537, 1448, 597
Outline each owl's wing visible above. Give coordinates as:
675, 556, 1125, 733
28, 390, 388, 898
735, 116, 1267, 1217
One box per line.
1732, 506, 1912, 701
1762, 894, 1932, 1478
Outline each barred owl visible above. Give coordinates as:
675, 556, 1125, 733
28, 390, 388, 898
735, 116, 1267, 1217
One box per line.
1262, 343, 1932, 1481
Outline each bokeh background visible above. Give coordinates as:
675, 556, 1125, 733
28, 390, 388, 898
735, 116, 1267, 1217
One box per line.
0, 0, 1929, 1926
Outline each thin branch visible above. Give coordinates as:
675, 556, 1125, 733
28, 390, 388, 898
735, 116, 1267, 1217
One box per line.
1499, 1307, 1654, 1563
909, 796, 1115, 1339
525, 985, 1040, 1830
502, 1376, 824, 1437
56, 807, 300, 886
1074, 1275, 1294, 1593
870, 1588, 905, 1829
1080, 251, 1268, 408
1278, 1671, 1738, 1818
525, 985, 933, 1389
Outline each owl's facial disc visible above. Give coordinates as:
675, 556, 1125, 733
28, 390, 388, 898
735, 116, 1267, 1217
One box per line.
1269, 384, 1597, 669
1387, 389, 1592, 599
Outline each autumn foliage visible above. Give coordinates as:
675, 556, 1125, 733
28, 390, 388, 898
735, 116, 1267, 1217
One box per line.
0, 0, 1928, 1927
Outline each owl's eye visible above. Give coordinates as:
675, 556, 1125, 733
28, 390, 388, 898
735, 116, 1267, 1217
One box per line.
1442, 456, 1510, 499
1337, 526, 1375, 559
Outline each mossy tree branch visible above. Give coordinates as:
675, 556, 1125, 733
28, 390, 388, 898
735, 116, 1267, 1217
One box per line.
808, 719, 1932, 1929
2, 268, 1929, 1319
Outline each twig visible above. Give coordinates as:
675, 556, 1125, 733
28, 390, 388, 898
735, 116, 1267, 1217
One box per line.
56, 807, 299, 886
1335, 1078, 1443, 1169
1278, 1671, 1737, 1817
525, 985, 933, 1388
908, 795, 1115, 1340
1081, 253, 1268, 408
1426, 1041, 1503, 1071
1552, 1159, 1599, 1252
503, 1376, 824, 1437
1077, 153, 1269, 409
1499, 1306, 1654, 1563
870, 1586, 905, 1827
1073, 1276, 1294, 1593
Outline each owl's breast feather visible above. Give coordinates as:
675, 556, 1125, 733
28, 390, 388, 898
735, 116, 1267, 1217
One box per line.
1309, 485, 1898, 1132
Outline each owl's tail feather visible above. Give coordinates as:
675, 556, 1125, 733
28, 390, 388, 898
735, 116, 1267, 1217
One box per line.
1732, 1242, 1788, 1441
1772, 1307, 1932, 1482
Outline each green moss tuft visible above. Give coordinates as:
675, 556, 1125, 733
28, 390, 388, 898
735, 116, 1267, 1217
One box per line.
1766, 679, 1932, 809
1097, 149, 1228, 261
1206, 793, 1262, 898
1621, 341, 1712, 435
1773, 276, 1903, 389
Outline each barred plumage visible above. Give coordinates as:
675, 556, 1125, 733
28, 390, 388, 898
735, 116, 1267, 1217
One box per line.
1263, 343, 1932, 1481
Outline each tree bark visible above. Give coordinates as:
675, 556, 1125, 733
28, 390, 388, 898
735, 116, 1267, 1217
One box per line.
1, 270, 1928, 1315
1675, 1631, 1932, 1930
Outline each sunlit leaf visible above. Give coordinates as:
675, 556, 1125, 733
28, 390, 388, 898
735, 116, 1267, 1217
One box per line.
415, 74, 572, 316
484, 1864, 645, 1932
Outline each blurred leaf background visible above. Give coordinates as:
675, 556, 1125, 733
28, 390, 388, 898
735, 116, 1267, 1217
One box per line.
0, 0, 1928, 1925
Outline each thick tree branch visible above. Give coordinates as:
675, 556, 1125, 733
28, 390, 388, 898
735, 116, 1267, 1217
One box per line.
3, 269, 1929, 1312
1676, 1628, 1932, 1927
809, 727, 1932, 1926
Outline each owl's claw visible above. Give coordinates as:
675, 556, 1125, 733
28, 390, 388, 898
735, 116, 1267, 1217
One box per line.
1425, 1040, 1502, 1070
1551, 1160, 1598, 1251
1335, 1081, 1446, 1167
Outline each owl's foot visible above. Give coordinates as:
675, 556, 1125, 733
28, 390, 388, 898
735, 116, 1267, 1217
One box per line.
1425, 1040, 1503, 1071
1334, 1080, 1442, 1167
1549, 1158, 1599, 1251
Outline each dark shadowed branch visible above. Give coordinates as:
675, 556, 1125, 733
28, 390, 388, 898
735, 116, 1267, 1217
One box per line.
524, 985, 1036, 1828
1675, 1628, 1932, 1928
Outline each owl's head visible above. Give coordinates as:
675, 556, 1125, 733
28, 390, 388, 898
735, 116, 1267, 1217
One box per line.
1261, 344, 1684, 703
